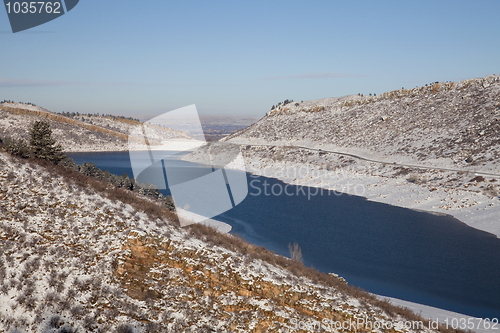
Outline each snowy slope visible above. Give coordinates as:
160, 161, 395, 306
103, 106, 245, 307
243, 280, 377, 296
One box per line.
0, 152, 446, 332
0, 103, 187, 152
225, 75, 500, 173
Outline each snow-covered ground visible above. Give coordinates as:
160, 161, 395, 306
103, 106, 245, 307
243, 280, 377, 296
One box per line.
176, 208, 232, 233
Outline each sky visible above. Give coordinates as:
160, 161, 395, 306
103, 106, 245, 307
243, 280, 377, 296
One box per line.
0, 0, 499, 119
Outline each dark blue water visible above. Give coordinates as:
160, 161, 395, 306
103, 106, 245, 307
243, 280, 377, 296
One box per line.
68, 151, 136, 179
67, 151, 500, 319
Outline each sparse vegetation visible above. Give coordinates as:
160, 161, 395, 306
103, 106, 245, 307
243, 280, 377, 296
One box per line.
407, 173, 427, 184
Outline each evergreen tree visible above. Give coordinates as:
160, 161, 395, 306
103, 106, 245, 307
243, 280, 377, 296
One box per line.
29, 120, 64, 163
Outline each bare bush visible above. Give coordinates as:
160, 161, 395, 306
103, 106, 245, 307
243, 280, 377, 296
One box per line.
483, 184, 499, 197
288, 242, 303, 263
407, 173, 427, 184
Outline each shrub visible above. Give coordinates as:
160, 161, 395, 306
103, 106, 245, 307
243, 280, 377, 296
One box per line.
470, 175, 485, 183
49, 315, 61, 328
483, 185, 499, 197
4, 137, 31, 158
407, 174, 427, 184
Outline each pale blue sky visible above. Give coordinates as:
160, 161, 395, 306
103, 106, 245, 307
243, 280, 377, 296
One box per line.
1, 0, 499, 118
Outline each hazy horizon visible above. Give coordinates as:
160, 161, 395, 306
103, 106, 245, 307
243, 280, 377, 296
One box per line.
1, 0, 499, 118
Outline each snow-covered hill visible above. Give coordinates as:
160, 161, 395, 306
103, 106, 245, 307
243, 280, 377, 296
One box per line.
0, 103, 187, 152
0, 152, 443, 332
226, 75, 500, 172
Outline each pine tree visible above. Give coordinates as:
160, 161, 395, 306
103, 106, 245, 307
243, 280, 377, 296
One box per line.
29, 120, 64, 163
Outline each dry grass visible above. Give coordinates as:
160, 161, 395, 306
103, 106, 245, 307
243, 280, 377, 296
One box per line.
407, 173, 427, 184
103, 116, 142, 126
461, 80, 472, 89
301, 105, 327, 112
431, 83, 440, 93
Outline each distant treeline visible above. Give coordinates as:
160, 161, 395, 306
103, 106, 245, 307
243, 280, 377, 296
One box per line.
56, 111, 140, 122
0, 100, 37, 106
0, 100, 140, 122
270, 99, 294, 110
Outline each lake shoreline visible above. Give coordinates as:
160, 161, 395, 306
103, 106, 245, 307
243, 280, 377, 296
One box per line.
182, 144, 500, 238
